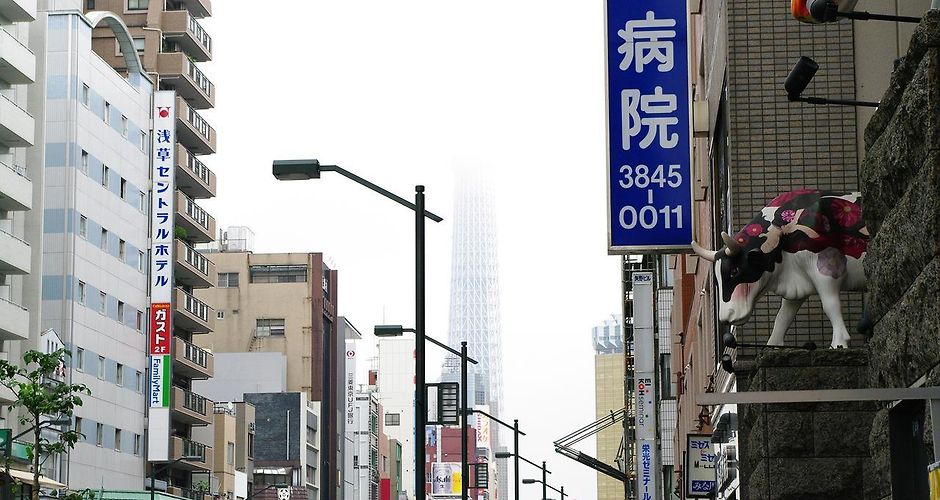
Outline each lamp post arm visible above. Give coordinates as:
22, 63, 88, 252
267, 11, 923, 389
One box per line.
467, 409, 524, 435
517, 455, 550, 474
320, 165, 444, 222
423, 335, 478, 364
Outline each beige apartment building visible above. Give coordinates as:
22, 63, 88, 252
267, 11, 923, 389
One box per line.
85, 0, 218, 495
595, 353, 625, 500
193, 401, 256, 499
671, 0, 933, 498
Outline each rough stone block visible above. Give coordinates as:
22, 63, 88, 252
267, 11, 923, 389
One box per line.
864, 151, 940, 323
747, 459, 770, 500
767, 457, 864, 500
763, 365, 864, 393
865, 409, 893, 500
813, 411, 874, 456
861, 48, 937, 234
754, 349, 813, 368
869, 257, 940, 389
810, 348, 870, 367
745, 412, 768, 463
767, 412, 814, 457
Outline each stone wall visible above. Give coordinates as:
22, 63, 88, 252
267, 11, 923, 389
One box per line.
859, 10, 940, 500
737, 349, 875, 500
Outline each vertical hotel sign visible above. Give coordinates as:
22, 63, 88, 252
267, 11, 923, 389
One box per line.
632, 272, 659, 500
606, 0, 693, 253
148, 91, 176, 461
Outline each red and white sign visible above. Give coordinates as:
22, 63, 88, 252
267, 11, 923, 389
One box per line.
150, 303, 171, 355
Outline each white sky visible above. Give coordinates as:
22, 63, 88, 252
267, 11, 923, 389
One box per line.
200, 2, 621, 498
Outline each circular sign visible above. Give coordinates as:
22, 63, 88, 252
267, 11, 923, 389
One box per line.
346, 350, 356, 358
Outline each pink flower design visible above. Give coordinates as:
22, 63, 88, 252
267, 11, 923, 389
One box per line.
745, 224, 763, 236
780, 209, 796, 223
838, 234, 867, 259
831, 199, 861, 228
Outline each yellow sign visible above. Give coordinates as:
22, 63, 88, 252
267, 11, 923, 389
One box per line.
930, 462, 940, 500
452, 472, 462, 494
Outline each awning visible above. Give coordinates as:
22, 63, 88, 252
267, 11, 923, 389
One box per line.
6, 468, 68, 489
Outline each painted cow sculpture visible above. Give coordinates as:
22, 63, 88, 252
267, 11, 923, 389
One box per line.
691, 190, 868, 348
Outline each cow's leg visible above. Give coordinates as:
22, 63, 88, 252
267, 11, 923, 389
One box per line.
816, 280, 852, 348
768, 298, 804, 346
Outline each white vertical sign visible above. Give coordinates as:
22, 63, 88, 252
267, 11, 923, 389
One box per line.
148, 90, 176, 462
632, 271, 659, 500
345, 341, 356, 427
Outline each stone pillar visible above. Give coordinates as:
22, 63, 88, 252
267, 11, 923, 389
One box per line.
736, 349, 875, 500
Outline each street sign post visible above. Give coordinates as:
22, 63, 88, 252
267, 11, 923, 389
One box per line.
606, 0, 694, 253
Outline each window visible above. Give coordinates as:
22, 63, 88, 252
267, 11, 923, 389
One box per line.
385, 413, 401, 426
255, 318, 285, 337
101, 164, 109, 188
79, 215, 87, 238
117, 301, 125, 323
139, 131, 147, 151
134, 434, 141, 455
138, 250, 145, 272
127, 0, 148, 10
217, 310, 224, 320
116, 363, 124, 386
353, 455, 359, 468
217, 272, 239, 288
96, 423, 103, 446
114, 429, 122, 451
86, 0, 95, 9
135, 371, 142, 393
98, 291, 106, 315
121, 116, 128, 138
97, 355, 105, 379
227, 442, 235, 465
100, 228, 108, 251
78, 281, 86, 304
132, 38, 145, 52
76, 348, 84, 371
75, 417, 82, 437
247, 433, 253, 458
249, 265, 307, 284
120, 179, 127, 200
81, 150, 89, 173
81, 84, 90, 107
103, 102, 110, 124
119, 240, 126, 261
136, 311, 143, 331
139, 191, 147, 212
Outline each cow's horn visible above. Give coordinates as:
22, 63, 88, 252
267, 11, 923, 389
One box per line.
721, 232, 741, 256
690, 240, 717, 262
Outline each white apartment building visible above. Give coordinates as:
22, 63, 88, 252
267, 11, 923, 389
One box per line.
376, 336, 415, 498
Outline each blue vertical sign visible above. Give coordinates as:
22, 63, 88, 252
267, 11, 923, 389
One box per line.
606, 0, 693, 253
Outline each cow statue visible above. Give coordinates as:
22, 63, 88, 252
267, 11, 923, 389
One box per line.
691, 189, 868, 348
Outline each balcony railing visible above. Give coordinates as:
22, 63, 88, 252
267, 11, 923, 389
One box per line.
184, 195, 211, 232
181, 437, 207, 461
184, 148, 212, 187
181, 388, 208, 415
182, 340, 210, 369
180, 288, 210, 323
188, 16, 212, 54
181, 240, 210, 276
187, 59, 212, 99
186, 105, 211, 142
1, 162, 28, 181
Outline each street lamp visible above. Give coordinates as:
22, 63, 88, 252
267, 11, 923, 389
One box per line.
522, 478, 567, 500
148, 455, 201, 500
784, 56, 880, 107
274, 159, 443, 500
476, 413, 526, 500
374, 326, 477, 500
3, 416, 71, 500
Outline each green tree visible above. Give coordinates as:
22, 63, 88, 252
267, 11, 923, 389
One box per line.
0, 349, 90, 500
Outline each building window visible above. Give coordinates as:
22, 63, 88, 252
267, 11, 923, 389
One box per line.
134, 434, 141, 455
76, 348, 84, 371
247, 433, 253, 458
127, 0, 148, 10
86, 0, 95, 9
79, 216, 87, 238
255, 318, 285, 336
98, 292, 106, 315
78, 281, 86, 304
117, 301, 125, 323
116, 363, 124, 386
75, 417, 82, 437
227, 442, 235, 465
119, 240, 126, 261
217, 272, 239, 288
249, 265, 307, 284
101, 164, 109, 188
97, 356, 105, 379
81, 150, 88, 173
135, 371, 142, 393
385, 413, 400, 426
95, 423, 103, 447
120, 179, 127, 200
353, 455, 359, 468
139, 131, 147, 151
100, 228, 108, 251
114, 429, 122, 451
103, 102, 110, 124
81, 84, 90, 107
138, 251, 145, 272
132, 38, 145, 52
139, 191, 147, 212
121, 116, 128, 138
136, 311, 143, 331
217, 310, 224, 320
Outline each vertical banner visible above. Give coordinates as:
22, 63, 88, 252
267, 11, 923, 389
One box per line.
345, 342, 357, 427
686, 435, 717, 497
632, 272, 659, 500
606, 0, 693, 253
148, 90, 176, 462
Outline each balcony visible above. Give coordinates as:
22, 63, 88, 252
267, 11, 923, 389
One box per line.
173, 337, 213, 380
162, 10, 211, 62
0, 93, 32, 147
170, 386, 213, 426
0, 225, 29, 275
0, 0, 36, 23
0, 162, 30, 211
0, 296, 27, 341
156, 52, 213, 109
173, 287, 214, 334
0, 28, 34, 85
165, 0, 210, 19
174, 239, 215, 289
174, 144, 216, 199
170, 435, 213, 471
175, 96, 215, 154
174, 190, 215, 244
167, 487, 212, 500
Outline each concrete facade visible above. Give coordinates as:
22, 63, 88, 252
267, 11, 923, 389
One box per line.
375, 336, 415, 497
594, 351, 625, 500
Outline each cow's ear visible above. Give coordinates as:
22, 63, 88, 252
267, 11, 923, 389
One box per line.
746, 249, 763, 266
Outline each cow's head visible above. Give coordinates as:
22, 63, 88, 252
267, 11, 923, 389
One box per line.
692, 232, 777, 325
